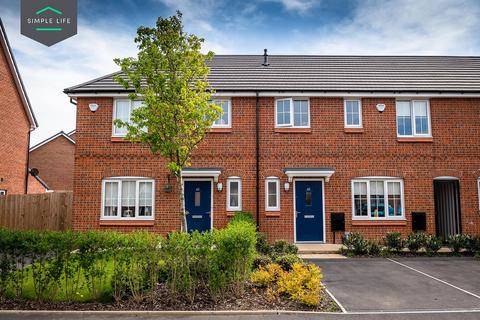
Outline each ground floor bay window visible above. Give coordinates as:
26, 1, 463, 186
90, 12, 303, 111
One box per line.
352, 178, 404, 220
102, 177, 155, 220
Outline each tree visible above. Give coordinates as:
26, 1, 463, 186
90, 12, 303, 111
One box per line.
113, 11, 221, 232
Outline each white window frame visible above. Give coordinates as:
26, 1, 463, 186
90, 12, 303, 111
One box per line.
344, 99, 362, 128
395, 100, 432, 137
265, 177, 280, 211
211, 99, 232, 128
101, 177, 155, 220
112, 99, 145, 137
226, 177, 242, 211
275, 98, 310, 128
478, 178, 480, 211
351, 177, 405, 221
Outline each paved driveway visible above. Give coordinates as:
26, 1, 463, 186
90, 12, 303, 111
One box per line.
313, 257, 480, 313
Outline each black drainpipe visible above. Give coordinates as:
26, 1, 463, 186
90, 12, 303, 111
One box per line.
24, 129, 31, 194
255, 92, 260, 229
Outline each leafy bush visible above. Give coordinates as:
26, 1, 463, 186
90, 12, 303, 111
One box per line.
424, 234, 443, 255
384, 232, 404, 252
256, 233, 271, 256
252, 254, 272, 270
277, 263, 322, 307
366, 240, 382, 255
230, 211, 254, 225
250, 263, 284, 287
271, 240, 298, 258
464, 235, 480, 254
447, 234, 467, 254
406, 233, 426, 253
342, 232, 368, 255
274, 254, 302, 271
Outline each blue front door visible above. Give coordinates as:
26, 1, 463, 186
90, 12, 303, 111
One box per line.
295, 180, 324, 242
185, 180, 212, 233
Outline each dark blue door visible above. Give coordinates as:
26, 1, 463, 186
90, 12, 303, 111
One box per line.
185, 180, 212, 233
295, 180, 324, 242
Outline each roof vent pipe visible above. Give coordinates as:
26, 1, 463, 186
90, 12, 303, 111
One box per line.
262, 48, 269, 66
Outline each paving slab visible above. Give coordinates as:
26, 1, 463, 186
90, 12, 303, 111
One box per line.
313, 258, 480, 312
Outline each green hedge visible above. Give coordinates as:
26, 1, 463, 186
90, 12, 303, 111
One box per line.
0, 215, 256, 303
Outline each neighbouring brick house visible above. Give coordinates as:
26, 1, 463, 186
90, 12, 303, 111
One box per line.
28, 130, 76, 193
0, 19, 38, 195
64, 54, 480, 243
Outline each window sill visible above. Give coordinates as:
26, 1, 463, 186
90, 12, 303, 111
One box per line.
344, 127, 364, 134
397, 137, 433, 143
209, 128, 232, 133
351, 220, 407, 226
265, 212, 281, 217
111, 137, 129, 143
274, 128, 311, 133
99, 220, 155, 226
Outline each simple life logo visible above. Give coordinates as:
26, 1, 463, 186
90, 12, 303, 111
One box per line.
21, 0, 77, 46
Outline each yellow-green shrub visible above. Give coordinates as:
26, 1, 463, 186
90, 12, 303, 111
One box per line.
278, 263, 323, 306
250, 263, 284, 287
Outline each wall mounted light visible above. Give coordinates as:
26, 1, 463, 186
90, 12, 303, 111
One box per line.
284, 182, 290, 192
376, 103, 386, 113
89, 103, 99, 112
217, 183, 223, 192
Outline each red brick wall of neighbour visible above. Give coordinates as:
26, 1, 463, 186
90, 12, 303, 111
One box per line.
27, 174, 47, 194
0, 41, 30, 195
29, 136, 75, 191
72, 97, 480, 242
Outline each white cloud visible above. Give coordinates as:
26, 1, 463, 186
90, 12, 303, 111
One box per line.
1, 9, 138, 145
273, 0, 319, 13
300, 0, 480, 55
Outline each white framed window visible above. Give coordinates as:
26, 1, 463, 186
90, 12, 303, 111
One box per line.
396, 100, 431, 137
0, 189, 6, 196
101, 177, 154, 220
478, 178, 480, 210
227, 177, 242, 211
112, 99, 144, 136
344, 99, 362, 128
211, 99, 231, 128
265, 177, 280, 211
275, 98, 310, 128
351, 178, 404, 220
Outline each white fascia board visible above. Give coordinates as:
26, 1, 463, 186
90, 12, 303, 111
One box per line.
284, 169, 335, 182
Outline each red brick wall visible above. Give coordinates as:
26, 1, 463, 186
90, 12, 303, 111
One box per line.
29, 135, 75, 191
0, 39, 30, 195
72, 96, 480, 241
27, 174, 47, 194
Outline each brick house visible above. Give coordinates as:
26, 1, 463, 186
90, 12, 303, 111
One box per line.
28, 130, 76, 192
0, 19, 38, 196
64, 54, 480, 243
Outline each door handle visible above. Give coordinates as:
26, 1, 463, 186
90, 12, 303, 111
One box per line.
295, 211, 300, 218
185, 210, 190, 215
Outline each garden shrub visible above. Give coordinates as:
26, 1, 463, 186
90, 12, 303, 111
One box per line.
384, 232, 404, 252
229, 211, 254, 225
424, 234, 443, 255
447, 234, 467, 254
274, 254, 302, 271
252, 254, 272, 270
250, 263, 284, 287
342, 232, 368, 255
464, 235, 480, 254
406, 233, 426, 253
366, 240, 382, 256
271, 240, 298, 258
256, 232, 271, 256
277, 263, 322, 307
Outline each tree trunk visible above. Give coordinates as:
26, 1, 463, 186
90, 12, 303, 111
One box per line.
176, 173, 188, 232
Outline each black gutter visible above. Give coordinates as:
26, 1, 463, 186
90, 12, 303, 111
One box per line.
255, 92, 260, 229
24, 130, 31, 194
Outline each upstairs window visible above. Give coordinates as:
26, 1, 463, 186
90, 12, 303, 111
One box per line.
112, 99, 144, 136
344, 99, 362, 128
227, 177, 242, 211
396, 100, 431, 137
352, 178, 404, 220
102, 177, 154, 219
211, 99, 231, 128
275, 98, 310, 128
